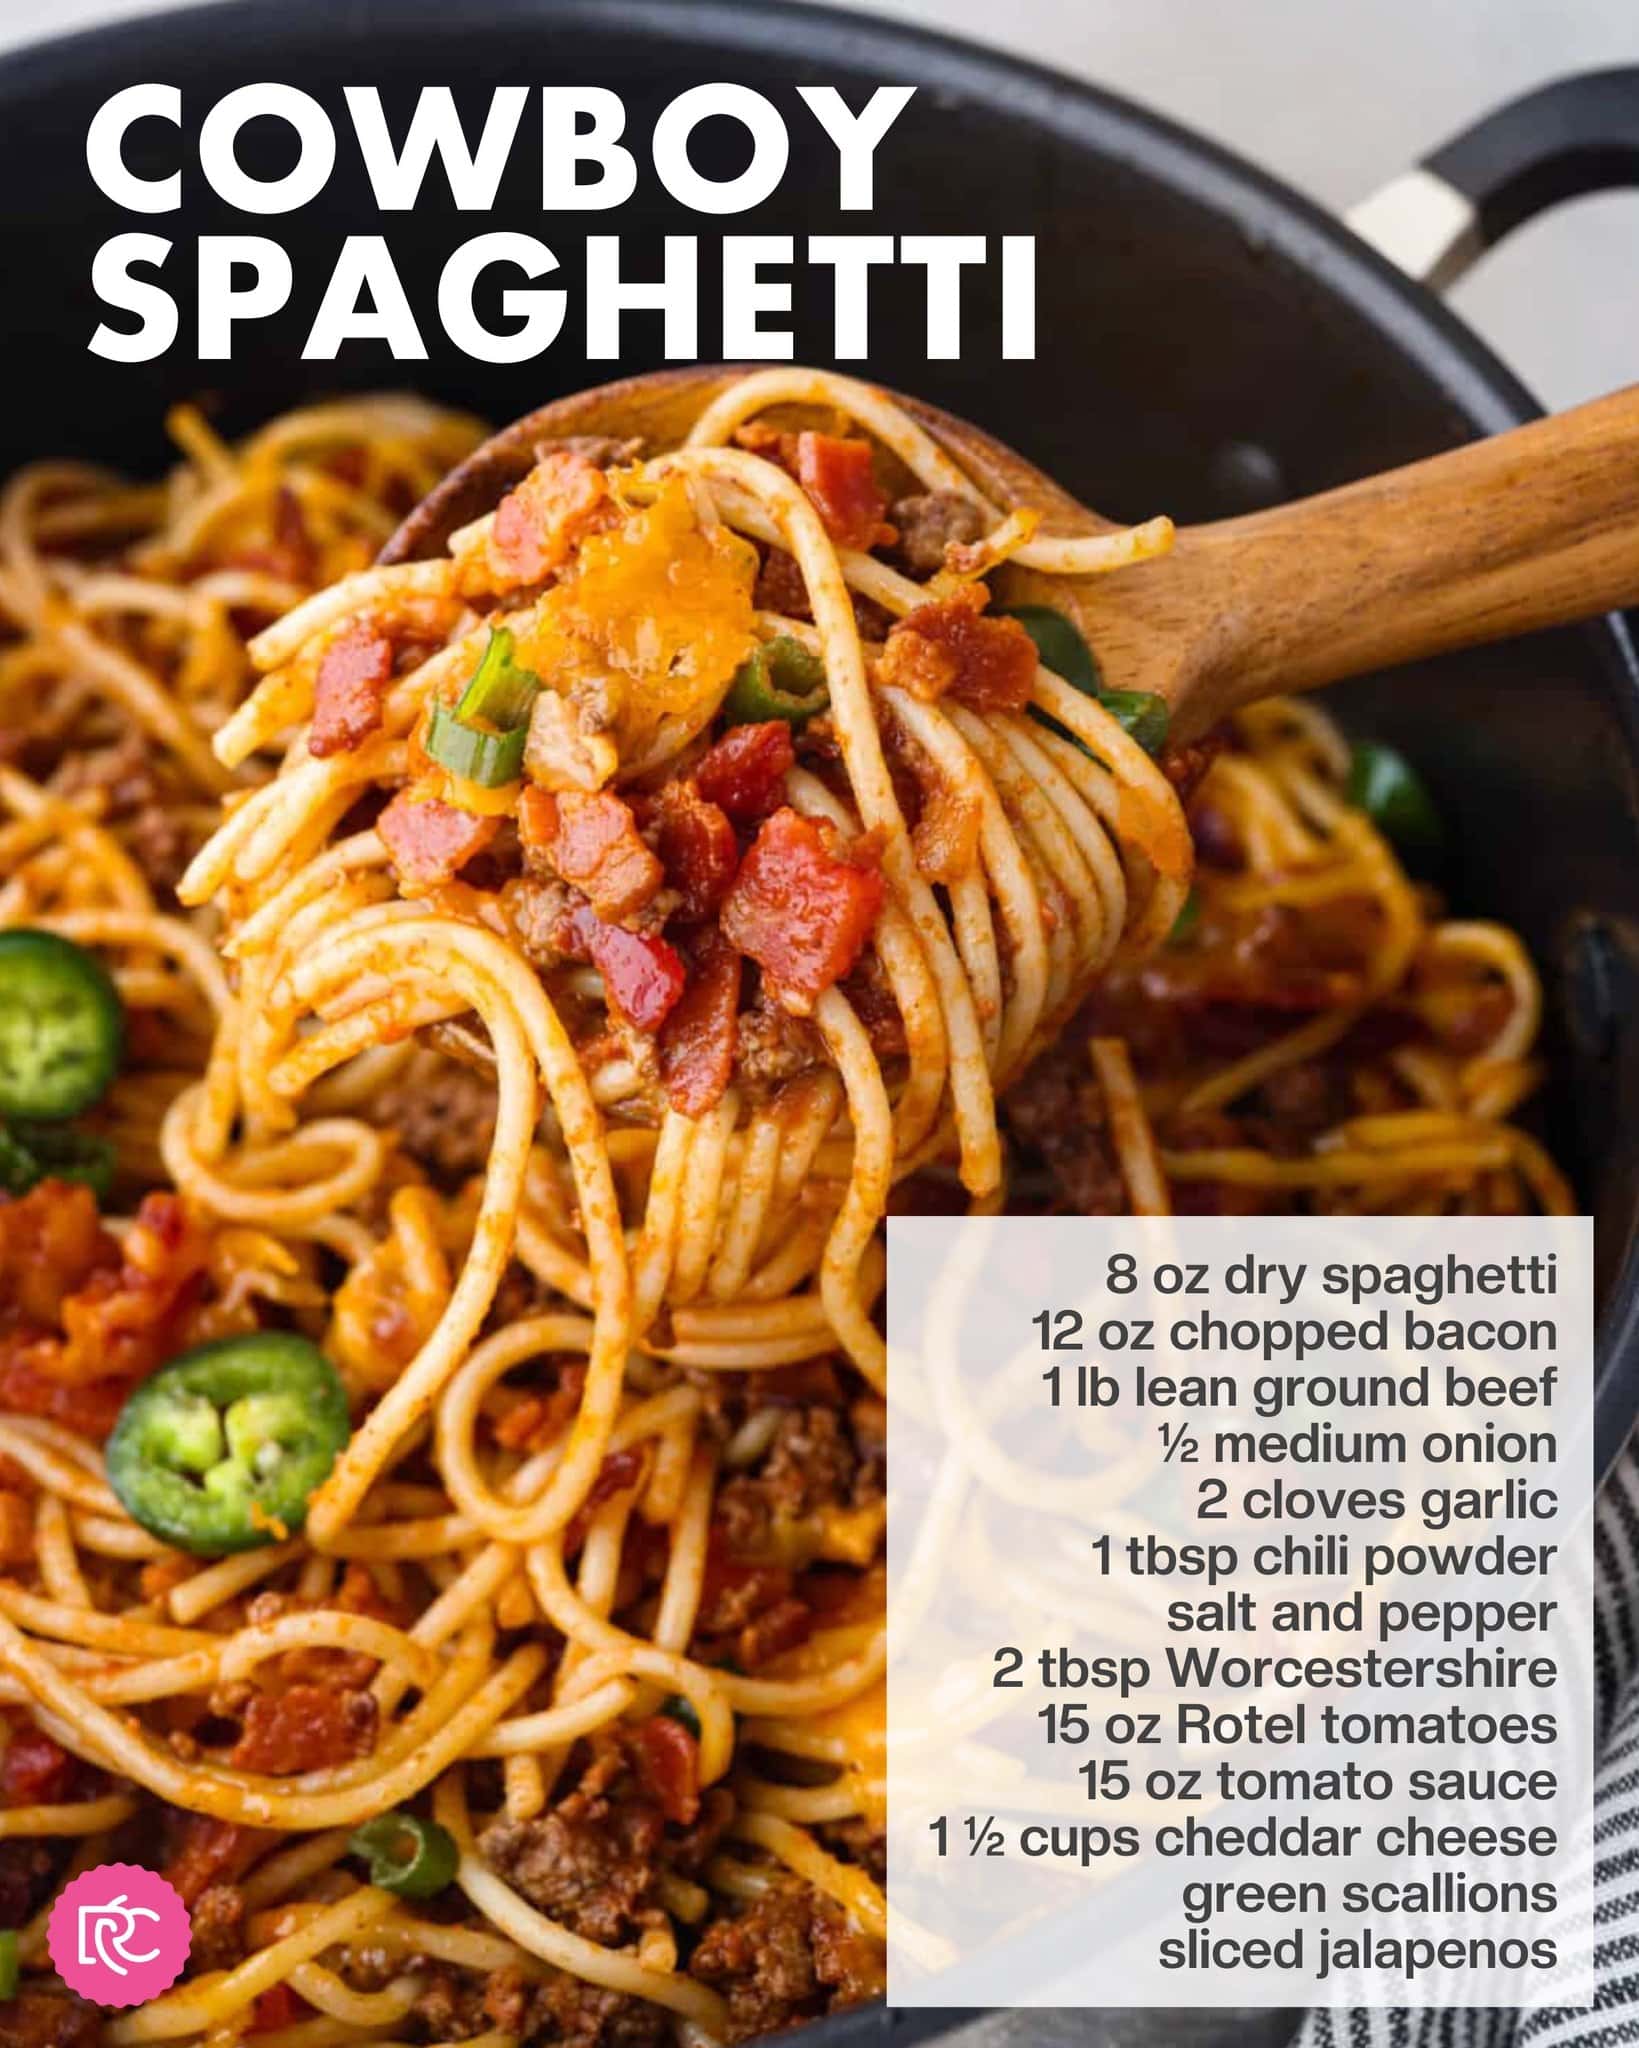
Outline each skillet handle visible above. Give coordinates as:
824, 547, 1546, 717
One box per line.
1346, 69, 1639, 289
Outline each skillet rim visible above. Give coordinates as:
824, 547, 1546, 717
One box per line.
0, 21, 1628, 2037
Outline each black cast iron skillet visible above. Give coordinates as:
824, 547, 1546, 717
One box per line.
2, 5, 1637, 2043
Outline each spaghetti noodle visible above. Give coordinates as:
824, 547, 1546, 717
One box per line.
0, 370, 1570, 2048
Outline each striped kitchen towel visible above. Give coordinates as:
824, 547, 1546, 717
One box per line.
1300, 1438, 1639, 2047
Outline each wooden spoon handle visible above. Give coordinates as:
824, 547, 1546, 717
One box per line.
1182, 383, 1639, 723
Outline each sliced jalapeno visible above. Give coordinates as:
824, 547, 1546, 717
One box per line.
106, 1333, 350, 1556
0, 1121, 116, 1200
1345, 740, 1443, 866
350, 1811, 459, 1898
0, 1929, 16, 2000
0, 930, 124, 1121
994, 604, 1100, 695
723, 636, 829, 727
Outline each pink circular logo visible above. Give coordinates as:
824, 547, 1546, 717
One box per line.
47, 1864, 191, 2007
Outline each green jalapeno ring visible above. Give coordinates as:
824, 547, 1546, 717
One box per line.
0, 1929, 18, 2001
723, 636, 830, 727
349, 1812, 459, 1899
0, 1121, 116, 1200
106, 1333, 351, 1556
0, 930, 124, 1122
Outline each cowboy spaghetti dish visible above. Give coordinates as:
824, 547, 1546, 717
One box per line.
0, 368, 1571, 2048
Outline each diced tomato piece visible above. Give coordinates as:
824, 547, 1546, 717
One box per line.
308, 623, 394, 758
645, 782, 739, 921
229, 1686, 377, 1776
795, 434, 892, 551
0, 1724, 73, 1806
249, 1985, 308, 2033
0, 1357, 130, 1439
695, 722, 795, 825
877, 583, 1039, 712
378, 791, 500, 891
161, 1816, 267, 1906
635, 1714, 701, 1826
659, 933, 741, 1118
568, 906, 686, 1034
0, 1180, 112, 1329
531, 791, 662, 924
483, 451, 611, 589
721, 808, 885, 1013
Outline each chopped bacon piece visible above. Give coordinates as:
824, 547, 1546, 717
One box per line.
721, 808, 885, 1013
738, 1596, 813, 1668
794, 433, 894, 551
161, 1816, 268, 1906
563, 1446, 648, 1552
753, 546, 811, 620
695, 722, 795, 825
0, 1493, 32, 1567
645, 782, 739, 921
565, 905, 686, 1034
0, 1725, 73, 1806
634, 1714, 701, 1826
57, 1191, 210, 1385
0, 1186, 211, 1437
229, 1685, 377, 1776
530, 791, 662, 924
308, 623, 394, 758
482, 450, 612, 590
740, 427, 893, 552
249, 1985, 308, 2033
659, 933, 742, 1118
378, 791, 500, 891
878, 582, 1039, 712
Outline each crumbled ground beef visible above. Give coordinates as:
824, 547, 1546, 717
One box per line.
717, 1405, 881, 1559
0, 1994, 101, 2048
1002, 1045, 1127, 1215
0, 1839, 57, 1928
734, 1001, 824, 1089
478, 1743, 664, 1945
54, 731, 193, 895
1252, 1057, 1347, 1140
409, 1968, 490, 2043
372, 1051, 497, 1181
887, 491, 985, 578
545, 435, 646, 471
496, 1968, 667, 2048
186, 1884, 245, 1972
818, 1815, 887, 1883
688, 1884, 884, 2043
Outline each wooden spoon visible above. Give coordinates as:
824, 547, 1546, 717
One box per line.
383, 368, 1639, 742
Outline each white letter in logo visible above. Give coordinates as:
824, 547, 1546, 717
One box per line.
78, 1896, 161, 1977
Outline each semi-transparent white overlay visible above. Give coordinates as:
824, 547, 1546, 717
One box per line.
885, 1215, 1594, 2009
